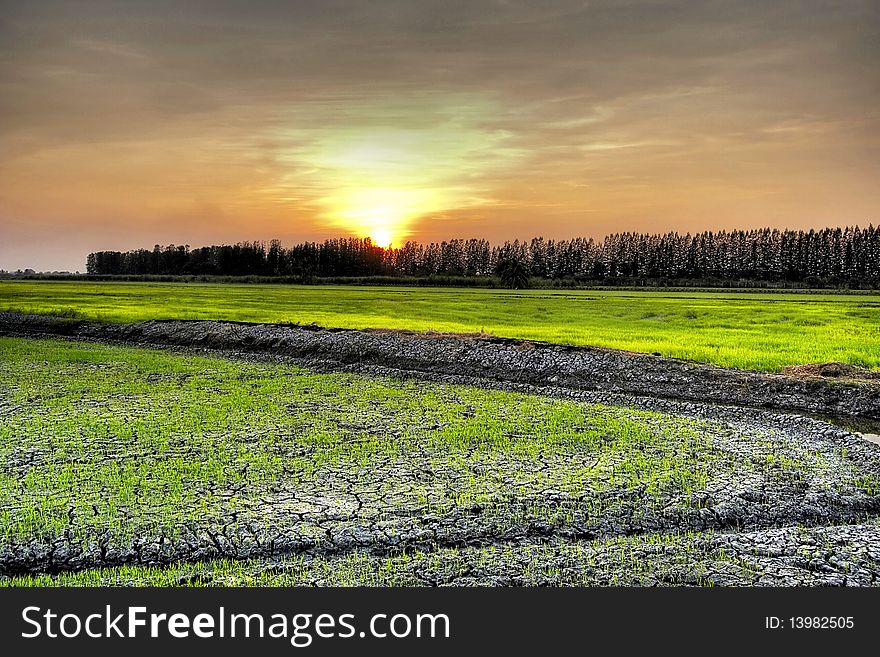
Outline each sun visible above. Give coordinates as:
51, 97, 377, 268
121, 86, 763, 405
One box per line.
269, 96, 521, 248
370, 228, 393, 248
324, 187, 436, 250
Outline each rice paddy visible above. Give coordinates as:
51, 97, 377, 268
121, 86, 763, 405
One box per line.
2, 281, 879, 371
2, 336, 878, 585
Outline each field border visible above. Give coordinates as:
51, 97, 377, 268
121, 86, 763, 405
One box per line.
2, 311, 878, 421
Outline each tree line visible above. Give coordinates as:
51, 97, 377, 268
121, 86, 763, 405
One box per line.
86, 226, 880, 288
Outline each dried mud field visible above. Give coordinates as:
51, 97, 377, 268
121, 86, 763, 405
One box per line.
1, 315, 880, 586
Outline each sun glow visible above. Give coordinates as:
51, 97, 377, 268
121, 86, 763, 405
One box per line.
325, 186, 442, 248
370, 228, 393, 248
269, 96, 522, 243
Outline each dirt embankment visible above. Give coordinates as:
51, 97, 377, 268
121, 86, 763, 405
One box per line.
2, 311, 878, 420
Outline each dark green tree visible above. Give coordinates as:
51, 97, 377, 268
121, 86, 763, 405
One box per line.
496, 256, 530, 289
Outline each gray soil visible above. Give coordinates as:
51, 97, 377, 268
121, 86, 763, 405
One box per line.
2, 311, 879, 420
1, 311, 879, 586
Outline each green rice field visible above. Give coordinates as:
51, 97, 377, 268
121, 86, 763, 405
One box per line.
1, 281, 878, 371
3, 336, 877, 586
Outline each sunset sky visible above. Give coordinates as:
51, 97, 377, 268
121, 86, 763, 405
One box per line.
1, 0, 878, 271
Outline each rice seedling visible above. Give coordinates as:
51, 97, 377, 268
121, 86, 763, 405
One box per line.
3, 281, 878, 370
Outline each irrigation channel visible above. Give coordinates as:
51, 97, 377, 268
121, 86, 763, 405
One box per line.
1, 311, 879, 586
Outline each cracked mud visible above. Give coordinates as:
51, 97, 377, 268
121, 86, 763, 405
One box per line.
0, 316, 879, 586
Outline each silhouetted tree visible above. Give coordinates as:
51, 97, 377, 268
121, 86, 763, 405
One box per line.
85, 225, 879, 287
496, 256, 531, 289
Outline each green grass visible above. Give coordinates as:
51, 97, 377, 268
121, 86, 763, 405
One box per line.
2, 336, 874, 586
0, 533, 746, 587
0, 336, 729, 546
2, 281, 879, 371
6, 521, 878, 587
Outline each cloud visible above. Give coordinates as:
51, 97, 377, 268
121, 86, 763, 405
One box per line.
0, 0, 878, 269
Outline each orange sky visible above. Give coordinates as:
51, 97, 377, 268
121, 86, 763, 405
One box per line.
1, 0, 878, 270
